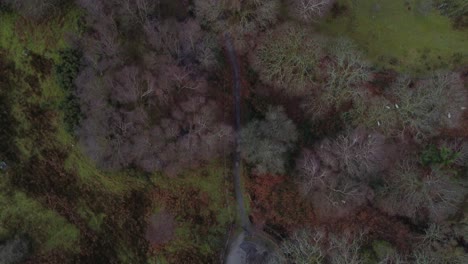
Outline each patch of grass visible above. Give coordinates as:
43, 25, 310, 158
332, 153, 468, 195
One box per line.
0, 9, 82, 70
77, 203, 106, 232
0, 177, 80, 253
152, 163, 234, 221
150, 163, 234, 262
64, 150, 144, 194
321, 0, 468, 73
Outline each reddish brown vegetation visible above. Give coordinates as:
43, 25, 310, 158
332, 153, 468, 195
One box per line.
329, 207, 416, 253
13, 149, 77, 198
23, 250, 70, 264
153, 187, 217, 234
150, 186, 226, 263
145, 211, 175, 249
247, 173, 315, 233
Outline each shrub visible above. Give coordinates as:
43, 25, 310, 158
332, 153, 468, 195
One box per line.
56, 49, 82, 91
241, 106, 298, 174
439, 138, 468, 166
251, 23, 324, 95
56, 48, 83, 134
420, 144, 459, 167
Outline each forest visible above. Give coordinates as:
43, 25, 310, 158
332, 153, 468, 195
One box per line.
0, 0, 467, 263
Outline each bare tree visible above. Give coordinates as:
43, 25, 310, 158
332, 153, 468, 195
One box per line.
272, 229, 366, 264
194, 0, 279, 33
332, 129, 387, 178
287, 0, 335, 23
251, 23, 325, 95
296, 129, 390, 218
376, 161, 467, 222
349, 72, 467, 139
303, 37, 371, 118
327, 231, 365, 264
296, 148, 370, 219
277, 229, 325, 264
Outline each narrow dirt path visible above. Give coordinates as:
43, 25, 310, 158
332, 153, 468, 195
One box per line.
224, 34, 281, 264
224, 33, 251, 232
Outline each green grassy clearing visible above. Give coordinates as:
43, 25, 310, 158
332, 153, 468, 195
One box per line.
320, 0, 468, 73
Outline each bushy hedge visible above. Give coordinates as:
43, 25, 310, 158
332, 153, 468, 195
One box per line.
55, 48, 83, 134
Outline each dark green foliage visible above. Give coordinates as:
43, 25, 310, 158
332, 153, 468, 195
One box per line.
56, 49, 81, 94
0, 56, 18, 162
55, 48, 82, 134
0, 1, 11, 13
421, 144, 460, 167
